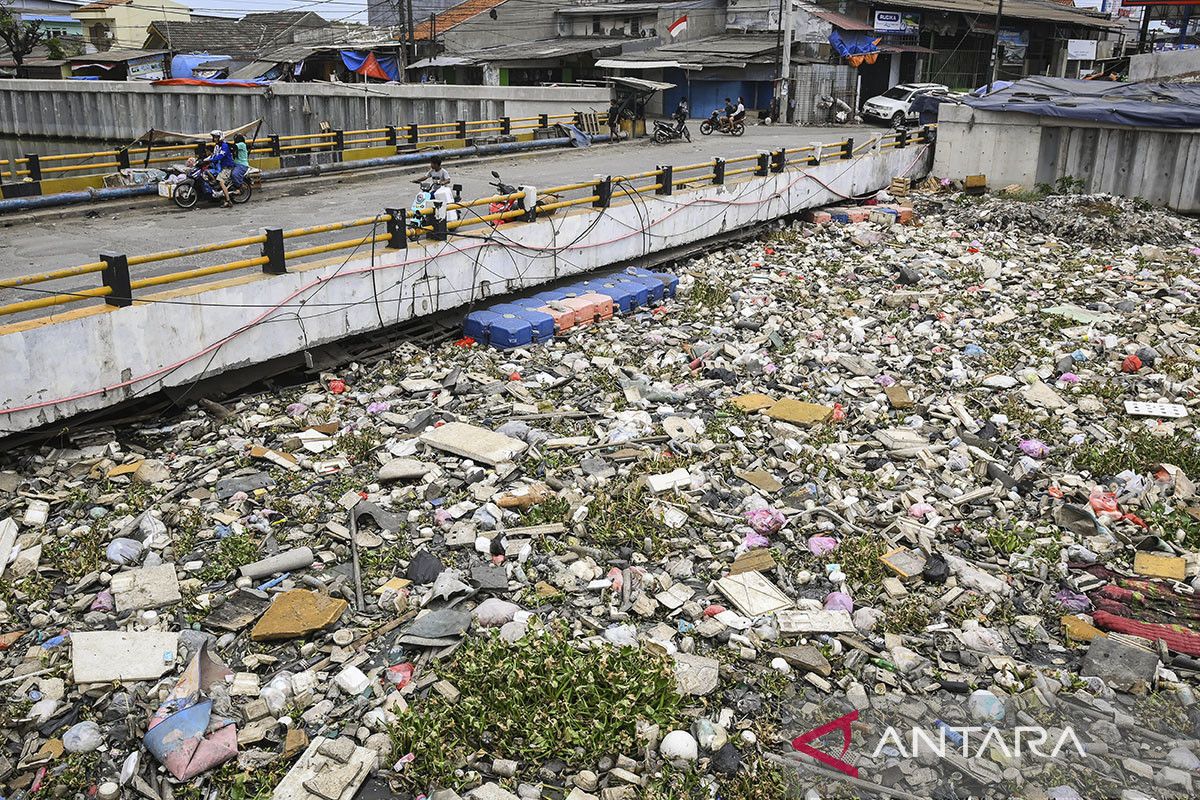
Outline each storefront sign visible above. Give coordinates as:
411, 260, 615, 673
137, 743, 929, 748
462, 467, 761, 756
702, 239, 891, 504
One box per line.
128, 56, 165, 81
874, 10, 920, 34
1066, 39, 1098, 60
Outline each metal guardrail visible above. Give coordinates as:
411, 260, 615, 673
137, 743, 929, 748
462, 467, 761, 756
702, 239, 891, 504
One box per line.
0, 112, 600, 184
0, 126, 936, 321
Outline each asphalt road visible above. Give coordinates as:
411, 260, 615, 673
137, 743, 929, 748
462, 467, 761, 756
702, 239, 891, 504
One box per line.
0, 123, 869, 312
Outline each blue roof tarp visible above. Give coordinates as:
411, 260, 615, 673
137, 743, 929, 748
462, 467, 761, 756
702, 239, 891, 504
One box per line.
964, 76, 1200, 128
171, 54, 231, 79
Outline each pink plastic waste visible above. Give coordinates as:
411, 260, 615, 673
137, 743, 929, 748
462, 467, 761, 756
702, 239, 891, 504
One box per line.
745, 507, 785, 535
908, 502, 935, 519
807, 535, 839, 556
824, 592, 854, 613
1019, 439, 1050, 459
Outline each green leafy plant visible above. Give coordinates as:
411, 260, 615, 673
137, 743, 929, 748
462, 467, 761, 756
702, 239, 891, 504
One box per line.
388, 624, 682, 791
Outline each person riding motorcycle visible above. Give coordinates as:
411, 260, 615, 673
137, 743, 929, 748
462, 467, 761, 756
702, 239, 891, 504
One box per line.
421, 156, 451, 187
208, 130, 235, 208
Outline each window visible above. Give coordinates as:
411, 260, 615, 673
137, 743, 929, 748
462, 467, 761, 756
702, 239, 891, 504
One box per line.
592, 16, 601, 34
881, 87, 913, 100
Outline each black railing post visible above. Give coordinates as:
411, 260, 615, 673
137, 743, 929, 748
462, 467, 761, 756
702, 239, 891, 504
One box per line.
386, 126, 398, 147
99, 253, 132, 307
594, 176, 612, 208
386, 208, 407, 249
921, 125, 936, 144
772, 149, 786, 172
262, 228, 286, 275
500, 116, 511, 135
756, 152, 770, 177
898, 128, 909, 148
808, 145, 820, 167
538, 113, 549, 128
334, 130, 345, 157
268, 134, 281, 158
431, 213, 448, 241
24, 154, 41, 182
713, 158, 725, 185
457, 120, 467, 139
116, 148, 131, 171
408, 124, 419, 145
656, 165, 673, 195
842, 138, 854, 160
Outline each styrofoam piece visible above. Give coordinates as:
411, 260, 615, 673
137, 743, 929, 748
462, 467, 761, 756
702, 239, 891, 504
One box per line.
1124, 401, 1188, 418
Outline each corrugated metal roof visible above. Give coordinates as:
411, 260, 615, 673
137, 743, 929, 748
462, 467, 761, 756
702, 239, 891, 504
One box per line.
461, 36, 622, 63
809, 9, 873, 32
881, 0, 1122, 30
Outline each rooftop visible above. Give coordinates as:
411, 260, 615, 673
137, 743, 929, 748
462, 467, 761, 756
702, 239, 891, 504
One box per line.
412, 0, 506, 41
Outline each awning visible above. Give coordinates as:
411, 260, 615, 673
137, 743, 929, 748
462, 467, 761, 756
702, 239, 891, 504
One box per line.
611, 76, 676, 92
406, 55, 475, 70
810, 10, 874, 32
596, 58, 702, 70
878, 44, 939, 54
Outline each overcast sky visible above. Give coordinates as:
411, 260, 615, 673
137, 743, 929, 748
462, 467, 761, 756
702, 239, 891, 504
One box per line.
188, 0, 370, 22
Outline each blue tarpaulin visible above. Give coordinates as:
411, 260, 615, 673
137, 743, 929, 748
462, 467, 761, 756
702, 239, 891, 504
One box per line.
340, 50, 400, 81
171, 54, 232, 79
964, 76, 1200, 129
828, 30, 880, 58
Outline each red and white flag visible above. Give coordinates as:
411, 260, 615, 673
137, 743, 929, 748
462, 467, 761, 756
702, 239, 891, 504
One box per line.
668, 15, 688, 37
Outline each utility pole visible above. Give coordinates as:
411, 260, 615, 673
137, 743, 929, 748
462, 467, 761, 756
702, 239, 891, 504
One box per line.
776, 0, 792, 123
988, 0, 1005, 94
406, 0, 416, 63
1137, 5, 1152, 53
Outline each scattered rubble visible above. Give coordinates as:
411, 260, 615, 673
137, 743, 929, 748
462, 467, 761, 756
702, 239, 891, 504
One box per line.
1, 190, 1200, 799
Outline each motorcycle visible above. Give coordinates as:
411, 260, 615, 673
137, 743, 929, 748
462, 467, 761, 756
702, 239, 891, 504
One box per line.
486, 170, 560, 226
698, 110, 745, 137
161, 159, 252, 209
652, 118, 691, 144
410, 178, 462, 237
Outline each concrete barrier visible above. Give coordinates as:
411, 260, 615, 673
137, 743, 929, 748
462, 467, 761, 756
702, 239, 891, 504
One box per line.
932, 104, 1200, 214
0, 80, 611, 140
1129, 50, 1200, 82
0, 141, 933, 434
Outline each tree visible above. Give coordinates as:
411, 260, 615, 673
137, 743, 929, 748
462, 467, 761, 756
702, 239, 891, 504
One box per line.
0, 0, 48, 66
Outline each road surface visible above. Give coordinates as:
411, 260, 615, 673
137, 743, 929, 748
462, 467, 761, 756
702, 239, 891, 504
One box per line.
0, 123, 873, 311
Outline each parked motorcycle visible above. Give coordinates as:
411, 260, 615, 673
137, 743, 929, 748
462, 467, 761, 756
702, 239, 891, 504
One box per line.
698, 110, 745, 137
486, 171, 560, 226
652, 118, 691, 144
161, 160, 252, 209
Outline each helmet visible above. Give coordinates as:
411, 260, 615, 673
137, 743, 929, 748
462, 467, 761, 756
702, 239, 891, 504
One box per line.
210, 129, 222, 139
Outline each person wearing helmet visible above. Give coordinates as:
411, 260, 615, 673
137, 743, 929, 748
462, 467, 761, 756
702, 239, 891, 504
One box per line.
208, 129, 235, 207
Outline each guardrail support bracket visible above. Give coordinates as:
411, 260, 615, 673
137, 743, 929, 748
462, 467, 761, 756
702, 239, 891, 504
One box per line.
263, 228, 287, 275
385, 209, 407, 250
713, 158, 725, 185
772, 149, 786, 172
756, 151, 770, 177
594, 176, 612, 208
842, 138, 854, 160
99, 252, 132, 307
656, 166, 673, 195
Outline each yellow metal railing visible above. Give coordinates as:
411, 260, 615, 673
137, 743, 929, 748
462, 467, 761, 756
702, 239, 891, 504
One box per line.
1, 110, 610, 183
0, 126, 935, 321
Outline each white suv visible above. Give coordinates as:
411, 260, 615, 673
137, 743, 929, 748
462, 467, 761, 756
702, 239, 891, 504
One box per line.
862, 83, 949, 127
